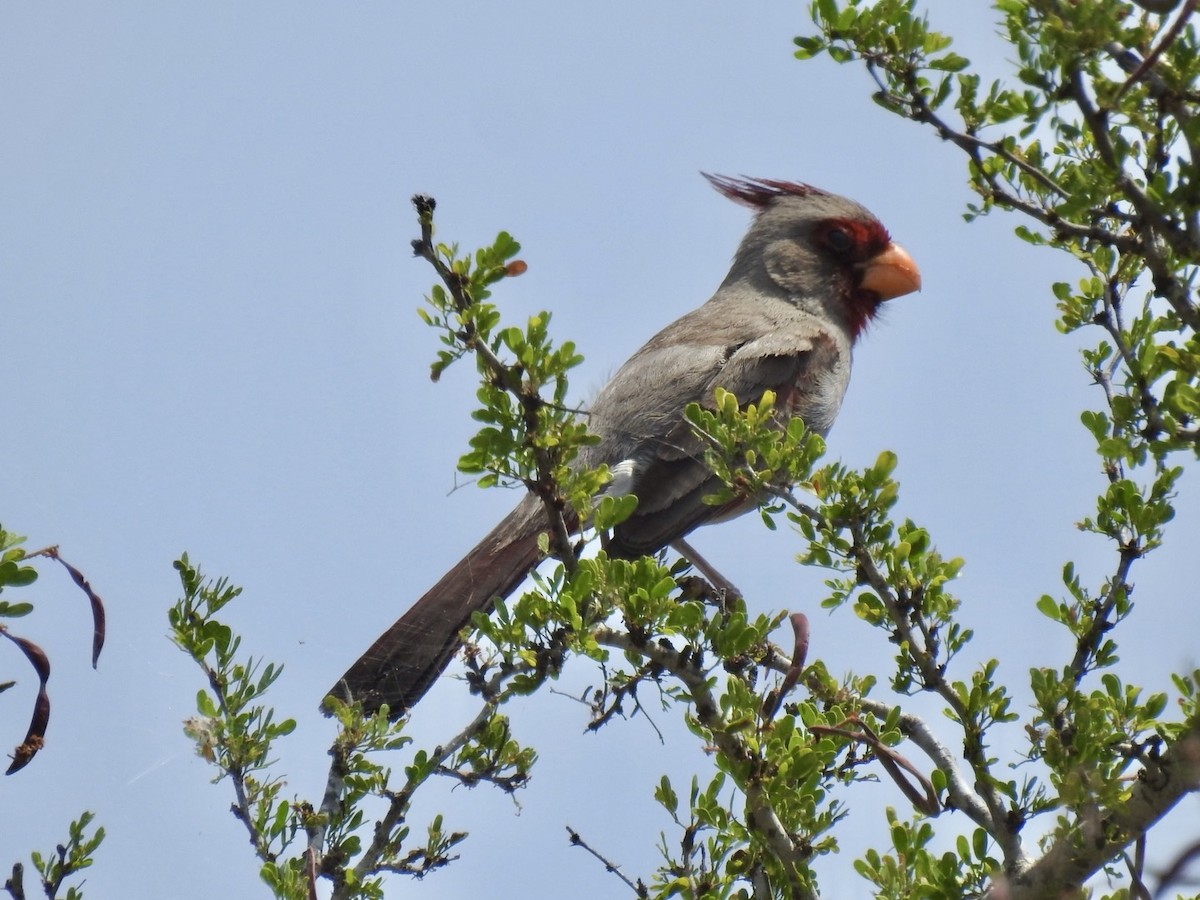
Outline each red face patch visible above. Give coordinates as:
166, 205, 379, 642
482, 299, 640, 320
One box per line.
815, 217, 891, 261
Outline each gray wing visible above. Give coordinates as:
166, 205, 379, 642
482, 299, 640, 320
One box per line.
588, 319, 847, 558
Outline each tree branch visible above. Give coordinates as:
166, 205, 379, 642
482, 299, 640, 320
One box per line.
566, 826, 649, 897
410, 196, 579, 569
593, 627, 817, 900
989, 717, 1200, 899
338, 696, 501, 897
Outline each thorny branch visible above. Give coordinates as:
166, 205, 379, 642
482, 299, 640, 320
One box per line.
566, 827, 649, 898
330, 693, 503, 899
1066, 533, 1140, 688
581, 662, 668, 740
860, 20, 1200, 343
763, 484, 1031, 869
409, 195, 579, 570
983, 719, 1200, 900
808, 718, 939, 816
762, 641, 1000, 837
864, 58, 1139, 251
801, 11, 1200, 891
2, 864, 24, 900
200, 668, 274, 865
306, 738, 347, 876
593, 627, 817, 900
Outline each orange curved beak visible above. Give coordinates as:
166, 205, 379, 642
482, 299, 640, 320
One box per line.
859, 243, 921, 301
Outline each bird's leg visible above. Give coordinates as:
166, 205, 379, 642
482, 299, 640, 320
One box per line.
670, 537, 743, 602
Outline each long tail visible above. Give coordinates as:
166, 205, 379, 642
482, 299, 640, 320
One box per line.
327, 496, 545, 718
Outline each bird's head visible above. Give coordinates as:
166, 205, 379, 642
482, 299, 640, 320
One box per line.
704, 173, 921, 340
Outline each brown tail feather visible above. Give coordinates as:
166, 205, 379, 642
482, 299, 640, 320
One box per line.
327, 497, 545, 718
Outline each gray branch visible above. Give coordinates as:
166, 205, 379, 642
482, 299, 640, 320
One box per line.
987, 718, 1200, 899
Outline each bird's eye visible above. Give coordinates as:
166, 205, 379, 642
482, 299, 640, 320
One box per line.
824, 226, 853, 253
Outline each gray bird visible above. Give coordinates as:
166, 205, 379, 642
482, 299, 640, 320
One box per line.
327, 174, 921, 718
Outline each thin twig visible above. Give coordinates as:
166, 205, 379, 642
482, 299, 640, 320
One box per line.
566, 826, 648, 897
341, 696, 501, 896
1126, 833, 1152, 900
593, 627, 816, 900
758, 487, 1003, 844
306, 738, 348, 872
572, 667, 668, 742
197, 660, 273, 862
410, 195, 579, 570
3, 863, 24, 900
986, 717, 1200, 899
810, 718, 939, 816
1067, 540, 1140, 686
1154, 836, 1200, 897
1116, 0, 1199, 99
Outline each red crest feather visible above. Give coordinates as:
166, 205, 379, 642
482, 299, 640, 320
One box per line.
701, 173, 825, 209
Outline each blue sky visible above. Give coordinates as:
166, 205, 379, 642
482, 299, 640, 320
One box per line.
2, 3, 1194, 897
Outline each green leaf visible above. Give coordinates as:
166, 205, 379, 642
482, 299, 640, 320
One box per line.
0, 559, 38, 588
873, 450, 898, 478
793, 35, 825, 60
655, 775, 679, 815
1035, 595, 1062, 623
196, 690, 218, 717
929, 52, 969, 72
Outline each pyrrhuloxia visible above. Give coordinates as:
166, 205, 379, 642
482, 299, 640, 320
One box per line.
328, 174, 921, 718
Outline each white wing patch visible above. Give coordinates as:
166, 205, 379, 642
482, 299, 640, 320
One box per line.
606, 458, 639, 498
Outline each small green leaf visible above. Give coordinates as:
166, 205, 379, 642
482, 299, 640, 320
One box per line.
1035, 595, 1062, 623
196, 690, 218, 717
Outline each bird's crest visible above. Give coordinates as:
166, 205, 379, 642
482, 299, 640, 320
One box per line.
702, 173, 826, 210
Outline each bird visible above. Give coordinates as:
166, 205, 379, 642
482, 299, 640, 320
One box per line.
327, 174, 921, 719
